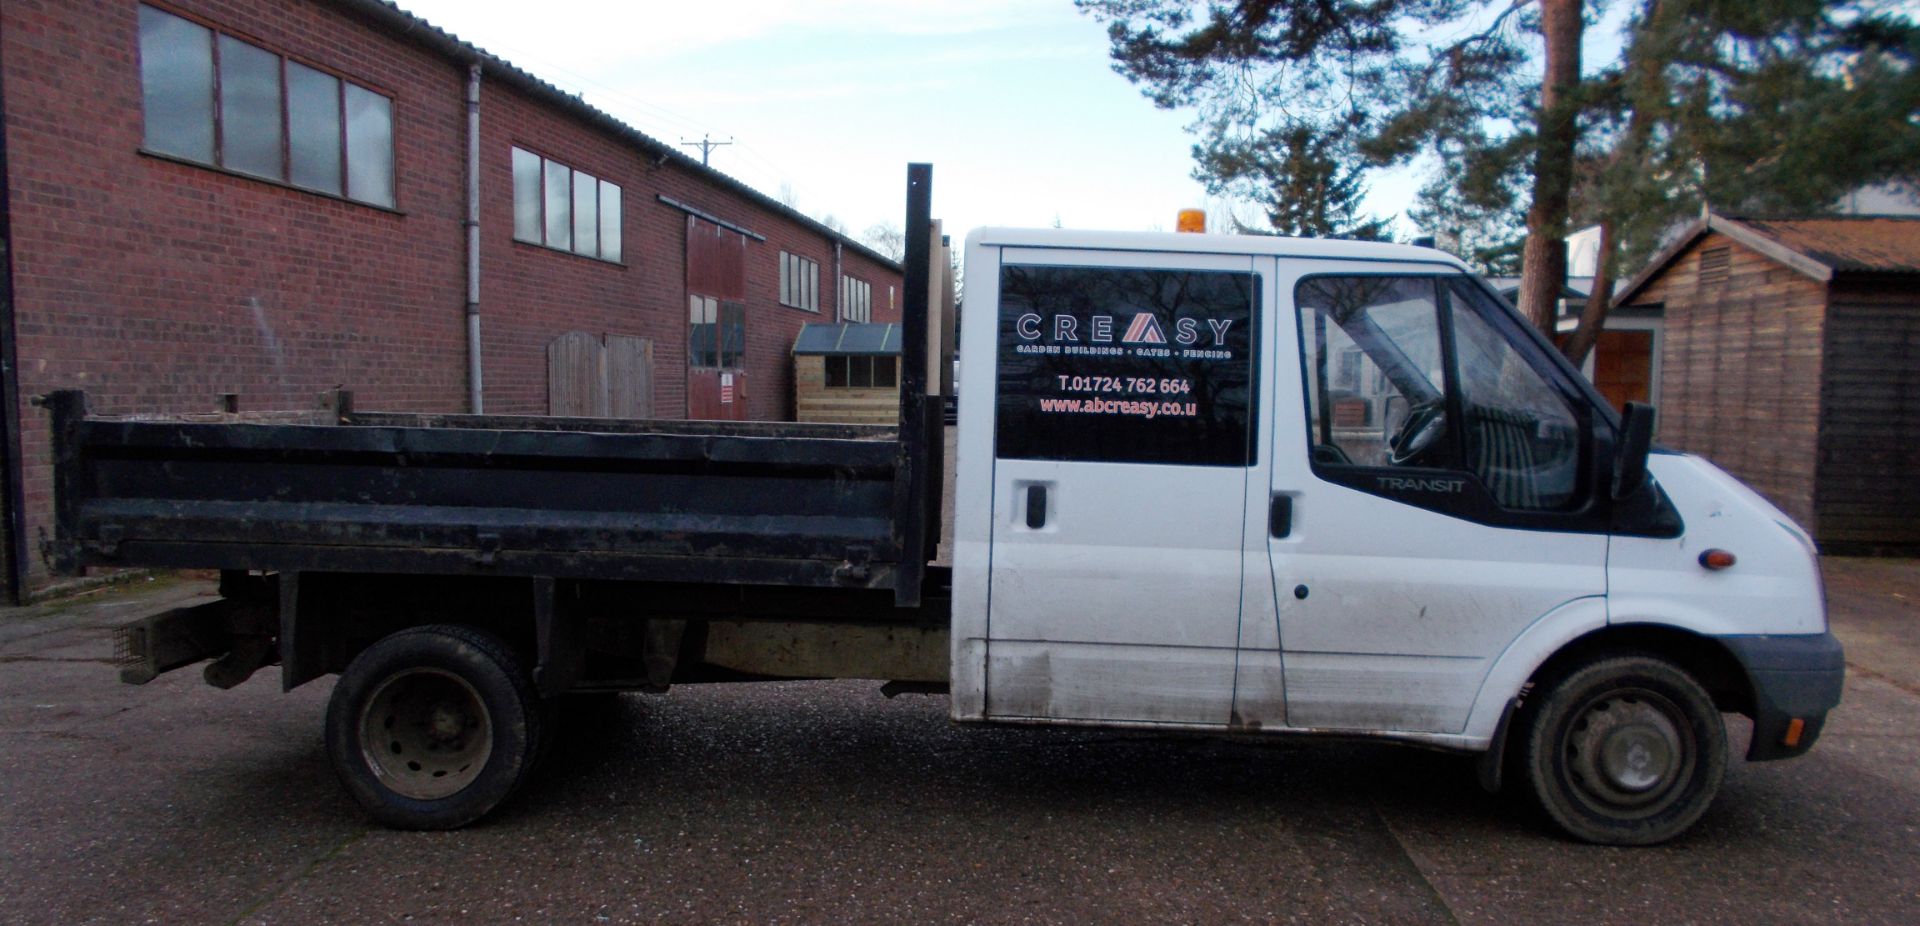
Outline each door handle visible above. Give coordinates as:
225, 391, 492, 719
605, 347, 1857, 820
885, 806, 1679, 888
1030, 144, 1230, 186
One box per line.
1026, 485, 1047, 529
1269, 494, 1293, 538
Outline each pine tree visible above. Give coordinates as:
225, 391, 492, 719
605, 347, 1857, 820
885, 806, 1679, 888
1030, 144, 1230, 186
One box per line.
1078, 0, 1920, 355
1196, 123, 1393, 239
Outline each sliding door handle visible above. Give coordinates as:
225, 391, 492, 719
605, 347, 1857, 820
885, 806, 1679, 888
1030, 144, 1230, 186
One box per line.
1026, 485, 1048, 529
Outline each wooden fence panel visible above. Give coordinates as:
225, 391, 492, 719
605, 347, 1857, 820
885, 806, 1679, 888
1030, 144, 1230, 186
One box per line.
548, 331, 606, 418
606, 335, 654, 419
549, 331, 653, 419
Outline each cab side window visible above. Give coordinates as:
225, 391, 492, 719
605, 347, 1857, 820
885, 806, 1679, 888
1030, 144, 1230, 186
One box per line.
1446, 280, 1582, 510
1296, 277, 1454, 470
1295, 274, 1587, 516
995, 264, 1259, 467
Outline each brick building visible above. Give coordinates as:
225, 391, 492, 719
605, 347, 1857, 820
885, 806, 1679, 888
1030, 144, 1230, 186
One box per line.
0, 0, 906, 599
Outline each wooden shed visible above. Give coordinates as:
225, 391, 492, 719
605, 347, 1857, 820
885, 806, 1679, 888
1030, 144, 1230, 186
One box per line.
792, 323, 902, 425
1613, 213, 1920, 552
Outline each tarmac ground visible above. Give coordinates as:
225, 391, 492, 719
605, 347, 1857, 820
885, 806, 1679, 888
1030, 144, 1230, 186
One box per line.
1, 557, 1917, 925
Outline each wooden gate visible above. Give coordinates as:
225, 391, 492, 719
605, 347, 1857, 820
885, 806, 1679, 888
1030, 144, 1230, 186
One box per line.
686, 216, 749, 420
548, 331, 653, 418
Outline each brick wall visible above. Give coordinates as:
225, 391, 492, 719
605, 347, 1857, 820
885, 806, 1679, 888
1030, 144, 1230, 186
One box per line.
0, 0, 903, 590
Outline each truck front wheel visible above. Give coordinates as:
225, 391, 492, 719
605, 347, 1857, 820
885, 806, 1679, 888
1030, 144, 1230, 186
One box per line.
324, 625, 541, 829
1519, 654, 1727, 845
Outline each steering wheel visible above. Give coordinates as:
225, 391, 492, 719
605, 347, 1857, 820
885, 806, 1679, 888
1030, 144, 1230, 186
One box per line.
1388, 400, 1447, 466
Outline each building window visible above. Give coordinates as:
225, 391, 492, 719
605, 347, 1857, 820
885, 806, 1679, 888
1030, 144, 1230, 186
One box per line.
512, 147, 622, 262
780, 252, 819, 311
841, 276, 872, 322
824, 356, 897, 389
689, 295, 744, 369
138, 4, 394, 207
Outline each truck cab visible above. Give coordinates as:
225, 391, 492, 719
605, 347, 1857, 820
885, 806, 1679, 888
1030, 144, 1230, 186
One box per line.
949, 228, 1843, 844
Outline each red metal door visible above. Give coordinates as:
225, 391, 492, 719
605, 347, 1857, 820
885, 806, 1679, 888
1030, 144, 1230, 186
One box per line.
686, 217, 749, 420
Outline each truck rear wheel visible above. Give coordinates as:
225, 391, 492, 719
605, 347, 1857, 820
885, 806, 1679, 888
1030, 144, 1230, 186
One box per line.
324, 625, 541, 830
1519, 654, 1727, 846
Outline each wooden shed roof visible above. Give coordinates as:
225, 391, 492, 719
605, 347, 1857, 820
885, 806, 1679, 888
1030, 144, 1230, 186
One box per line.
1737, 217, 1920, 274
1614, 213, 1920, 307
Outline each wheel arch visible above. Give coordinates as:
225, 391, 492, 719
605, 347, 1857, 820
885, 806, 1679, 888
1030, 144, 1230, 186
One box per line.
274, 572, 547, 690
1528, 623, 1753, 716
1474, 618, 1755, 794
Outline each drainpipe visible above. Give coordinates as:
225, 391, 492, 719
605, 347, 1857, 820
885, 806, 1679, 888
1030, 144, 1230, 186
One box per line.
464, 63, 484, 413
832, 241, 843, 322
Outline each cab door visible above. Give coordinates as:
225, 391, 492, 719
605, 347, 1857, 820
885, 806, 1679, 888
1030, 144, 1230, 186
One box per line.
1260, 263, 1609, 734
984, 249, 1261, 726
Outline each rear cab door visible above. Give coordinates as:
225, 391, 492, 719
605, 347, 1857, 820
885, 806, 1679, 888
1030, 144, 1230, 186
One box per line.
959, 242, 1266, 726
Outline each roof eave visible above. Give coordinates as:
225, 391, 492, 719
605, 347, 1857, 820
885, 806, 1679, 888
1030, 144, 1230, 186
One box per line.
1610, 212, 1839, 309
322, 0, 904, 274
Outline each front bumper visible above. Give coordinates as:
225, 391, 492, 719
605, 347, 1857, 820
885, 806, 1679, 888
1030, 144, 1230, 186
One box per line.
1720, 633, 1846, 761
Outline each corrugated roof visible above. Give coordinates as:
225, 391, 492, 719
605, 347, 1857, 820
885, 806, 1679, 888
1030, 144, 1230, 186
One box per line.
793, 323, 901, 355
1735, 216, 1920, 274
323, 0, 901, 273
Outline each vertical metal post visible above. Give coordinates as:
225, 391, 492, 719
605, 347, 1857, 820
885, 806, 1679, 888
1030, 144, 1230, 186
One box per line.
464, 63, 485, 413
828, 241, 841, 321
892, 164, 932, 607
0, 62, 28, 602
42, 390, 88, 578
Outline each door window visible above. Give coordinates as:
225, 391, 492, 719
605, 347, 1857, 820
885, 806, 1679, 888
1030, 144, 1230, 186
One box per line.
688, 296, 744, 369
1295, 275, 1588, 516
1295, 277, 1453, 469
1445, 281, 1582, 510
994, 264, 1259, 467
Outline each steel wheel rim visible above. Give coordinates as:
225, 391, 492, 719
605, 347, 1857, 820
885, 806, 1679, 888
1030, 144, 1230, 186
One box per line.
358, 667, 494, 801
1563, 687, 1694, 816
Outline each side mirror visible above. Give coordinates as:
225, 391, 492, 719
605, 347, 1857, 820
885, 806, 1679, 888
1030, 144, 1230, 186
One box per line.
1612, 401, 1656, 500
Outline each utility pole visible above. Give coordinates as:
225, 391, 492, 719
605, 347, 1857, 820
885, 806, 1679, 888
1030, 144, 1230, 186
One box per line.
680, 133, 733, 167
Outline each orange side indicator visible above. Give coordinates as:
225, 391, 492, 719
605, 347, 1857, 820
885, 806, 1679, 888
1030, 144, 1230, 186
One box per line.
1699, 549, 1737, 570
1783, 718, 1806, 748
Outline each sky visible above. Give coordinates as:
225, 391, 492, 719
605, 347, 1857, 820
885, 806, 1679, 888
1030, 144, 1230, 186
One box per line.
389, 1, 1636, 250
391, 0, 1260, 245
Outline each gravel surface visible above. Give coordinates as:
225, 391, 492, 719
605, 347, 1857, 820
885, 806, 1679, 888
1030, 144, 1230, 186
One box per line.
2, 563, 1917, 925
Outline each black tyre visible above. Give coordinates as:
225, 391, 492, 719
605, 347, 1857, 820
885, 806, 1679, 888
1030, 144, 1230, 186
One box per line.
1519, 654, 1727, 846
324, 625, 541, 830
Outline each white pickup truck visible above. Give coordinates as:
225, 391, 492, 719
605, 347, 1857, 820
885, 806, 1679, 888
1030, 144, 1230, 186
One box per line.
949, 226, 1842, 845
61, 172, 1842, 845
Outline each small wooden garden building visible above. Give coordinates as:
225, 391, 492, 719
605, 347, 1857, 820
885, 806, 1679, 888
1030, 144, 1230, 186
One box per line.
1613, 213, 1920, 552
792, 323, 902, 425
